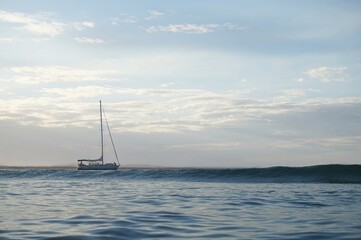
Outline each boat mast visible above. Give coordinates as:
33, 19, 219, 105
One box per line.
100, 100, 104, 164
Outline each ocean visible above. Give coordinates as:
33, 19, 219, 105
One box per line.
1, 165, 361, 239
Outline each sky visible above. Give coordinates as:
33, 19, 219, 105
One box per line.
0, 0, 360, 167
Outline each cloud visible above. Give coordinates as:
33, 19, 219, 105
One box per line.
145, 23, 246, 34
1, 84, 360, 134
267, 136, 361, 150
167, 135, 361, 152
0, 10, 96, 36
3, 65, 119, 84
74, 37, 105, 44
146, 10, 165, 20
167, 142, 243, 151
111, 13, 138, 25
306, 66, 346, 82
273, 88, 314, 103
73, 21, 95, 30
0, 10, 66, 36
40, 85, 116, 100
23, 21, 65, 36
0, 97, 95, 128
82, 21, 94, 28
145, 24, 218, 34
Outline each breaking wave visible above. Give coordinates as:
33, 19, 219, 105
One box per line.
1, 164, 360, 183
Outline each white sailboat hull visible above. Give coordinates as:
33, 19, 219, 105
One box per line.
77, 163, 119, 170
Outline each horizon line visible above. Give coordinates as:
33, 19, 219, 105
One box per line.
1, 163, 359, 169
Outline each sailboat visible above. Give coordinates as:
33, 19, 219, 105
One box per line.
77, 101, 120, 170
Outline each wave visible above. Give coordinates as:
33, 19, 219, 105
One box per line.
1, 164, 360, 183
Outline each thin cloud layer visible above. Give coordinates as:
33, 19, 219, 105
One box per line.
145, 23, 246, 34
146, 10, 165, 20
1, 85, 360, 134
3, 66, 119, 83
111, 15, 137, 25
306, 66, 347, 82
74, 37, 105, 44
0, 10, 66, 36
73, 21, 95, 31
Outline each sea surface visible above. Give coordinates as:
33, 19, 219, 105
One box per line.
1, 165, 361, 239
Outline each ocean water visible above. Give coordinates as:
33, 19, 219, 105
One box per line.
1, 165, 361, 239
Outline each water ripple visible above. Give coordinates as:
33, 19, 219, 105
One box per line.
1, 171, 361, 239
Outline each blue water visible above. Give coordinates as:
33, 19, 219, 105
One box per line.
1, 166, 361, 239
